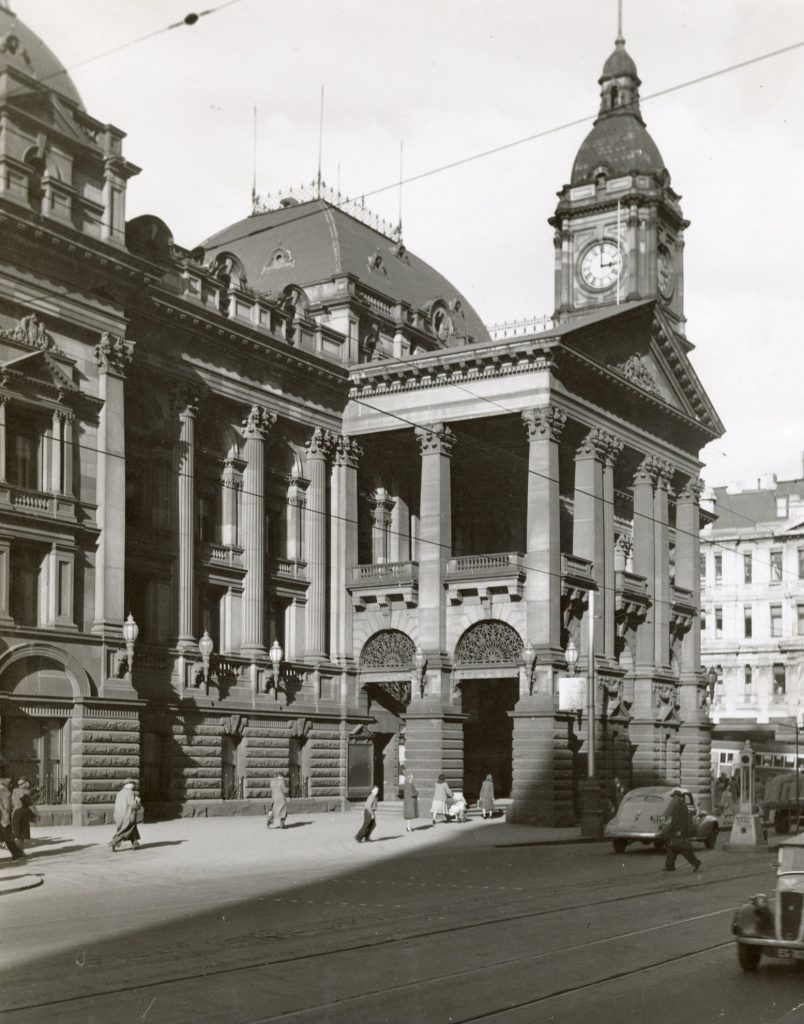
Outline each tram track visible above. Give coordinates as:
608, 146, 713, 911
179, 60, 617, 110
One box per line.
2, 858, 771, 1017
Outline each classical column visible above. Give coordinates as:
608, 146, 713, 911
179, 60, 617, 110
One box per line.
286, 476, 307, 563
603, 435, 624, 660
51, 409, 63, 494
0, 538, 11, 625
241, 405, 275, 659
653, 459, 673, 670
522, 406, 565, 655
173, 386, 200, 650
676, 477, 711, 806
572, 428, 607, 658
415, 422, 455, 658
92, 333, 134, 636
220, 458, 244, 547
389, 479, 410, 563
369, 489, 394, 564
0, 396, 6, 483
330, 434, 361, 661
62, 412, 75, 496
632, 456, 656, 677
305, 428, 334, 659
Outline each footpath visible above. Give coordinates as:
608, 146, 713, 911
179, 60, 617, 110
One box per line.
0, 801, 592, 897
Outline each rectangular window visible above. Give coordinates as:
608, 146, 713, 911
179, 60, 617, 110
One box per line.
715, 606, 723, 638
8, 424, 40, 489
700, 607, 707, 631
714, 554, 723, 585
776, 495, 789, 518
743, 607, 752, 638
773, 663, 786, 697
743, 552, 753, 584
744, 665, 753, 692
9, 544, 42, 626
798, 605, 804, 636
771, 550, 783, 582
700, 553, 707, 582
197, 493, 217, 543
771, 604, 783, 638
799, 548, 804, 580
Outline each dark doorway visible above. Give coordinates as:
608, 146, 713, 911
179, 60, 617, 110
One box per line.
462, 679, 518, 801
221, 733, 243, 800
288, 736, 310, 798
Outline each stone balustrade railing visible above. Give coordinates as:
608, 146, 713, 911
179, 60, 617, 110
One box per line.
270, 558, 308, 579
10, 487, 52, 512
352, 561, 418, 582
616, 570, 649, 596
561, 553, 594, 582
203, 543, 244, 567
446, 552, 524, 574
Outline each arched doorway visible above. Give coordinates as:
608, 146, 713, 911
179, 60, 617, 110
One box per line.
359, 629, 413, 800
455, 620, 523, 801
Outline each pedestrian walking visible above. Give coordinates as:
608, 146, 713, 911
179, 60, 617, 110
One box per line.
109, 780, 142, 852
11, 779, 37, 848
403, 773, 418, 832
431, 773, 453, 824
613, 776, 627, 808
720, 786, 735, 824
448, 790, 468, 822
478, 774, 496, 819
355, 785, 379, 842
267, 773, 289, 829
0, 777, 24, 861
660, 789, 701, 873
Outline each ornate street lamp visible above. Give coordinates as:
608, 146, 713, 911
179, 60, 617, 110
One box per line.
197, 630, 214, 691
268, 639, 284, 694
413, 647, 427, 698
704, 665, 719, 706
564, 636, 579, 673
522, 640, 536, 694
121, 613, 138, 678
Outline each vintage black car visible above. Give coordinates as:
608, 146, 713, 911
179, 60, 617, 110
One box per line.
733, 833, 804, 970
604, 786, 719, 854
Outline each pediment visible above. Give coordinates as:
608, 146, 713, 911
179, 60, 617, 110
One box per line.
2, 348, 78, 397
11, 90, 97, 149
558, 301, 723, 438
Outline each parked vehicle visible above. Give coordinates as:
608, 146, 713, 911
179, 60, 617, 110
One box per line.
761, 771, 804, 834
732, 833, 804, 970
604, 786, 719, 854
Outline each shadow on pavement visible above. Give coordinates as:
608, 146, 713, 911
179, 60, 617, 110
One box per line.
127, 841, 188, 850
11, 844, 97, 861
277, 822, 314, 829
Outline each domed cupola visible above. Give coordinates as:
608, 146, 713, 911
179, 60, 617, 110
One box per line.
571, 34, 665, 185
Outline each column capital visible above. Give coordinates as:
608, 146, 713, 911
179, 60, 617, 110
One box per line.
653, 457, 674, 489
305, 426, 336, 461
575, 427, 610, 461
242, 404, 276, 439
171, 382, 202, 420
522, 405, 566, 443
415, 422, 456, 457
603, 433, 624, 468
677, 476, 704, 503
634, 454, 673, 487
333, 434, 362, 468
94, 333, 134, 377
369, 489, 394, 526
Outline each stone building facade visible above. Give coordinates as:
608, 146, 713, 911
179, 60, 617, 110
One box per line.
703, 468, 804, 738
0, 9, 723, 824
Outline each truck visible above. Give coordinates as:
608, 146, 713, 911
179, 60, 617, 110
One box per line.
762, 771, 804, 834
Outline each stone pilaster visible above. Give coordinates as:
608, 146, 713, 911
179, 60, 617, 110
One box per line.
630, 456, 658, 787
522, 407, 565, 657
92, 333, 134, 637
305, 428, 334, 659
330, 434, 361, 661
173, 385, 201, 650
241, 405, 276, 658
62, 411, 75, 496
414, 422, 455, 662
653, 459, 673, 671
369, 489, 394, 564
286, 476, 307, 563
51, 408, 63, 494
0, 396, 6, 483
221, 458, 244, 547
602, 435, 623, 660
572, 428, 607, 658
71, 702, 142, 825
402, 712, 465, 807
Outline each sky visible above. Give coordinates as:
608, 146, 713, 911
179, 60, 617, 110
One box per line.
14, 0, 804, 489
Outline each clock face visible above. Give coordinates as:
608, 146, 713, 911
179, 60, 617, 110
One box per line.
657, 249, 674, 299
579, 241, 622, 291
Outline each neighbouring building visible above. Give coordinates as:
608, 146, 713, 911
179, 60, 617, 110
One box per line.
0, 5, 723, 825
703, 467, 804, 755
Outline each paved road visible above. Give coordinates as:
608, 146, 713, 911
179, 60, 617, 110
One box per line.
0, 811, 800, 1023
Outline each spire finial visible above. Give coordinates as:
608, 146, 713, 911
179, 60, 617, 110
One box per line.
617, 0, 624, 42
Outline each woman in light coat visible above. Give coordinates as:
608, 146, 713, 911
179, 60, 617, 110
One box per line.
109, 780, 142, 852
478, 774, 496, 819
267, 774, 289, 828
430, 774, 453, 824
403, 773, 419, 832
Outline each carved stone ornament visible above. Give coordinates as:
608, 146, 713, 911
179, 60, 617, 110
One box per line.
415, 422, 456, 457
3, 311, 61, 352
522, 406, 566, 443
170, 382, 201, 419
677, 477, 705, 503
305, 427, 335, 461
370, 680, 412, 708
454, 620, 524, 665
94, 333, 135, 375
333, 434, 362, 468
360, 629, 416, 669
242, 405, 276, 439
576, 427, 611, 461
613, 354, 661, 396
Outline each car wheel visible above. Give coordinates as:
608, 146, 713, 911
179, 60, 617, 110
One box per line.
737, 943, 761, 972
653, 839, 666, 853
612, 839, 628, 854
704, 829, 718, 850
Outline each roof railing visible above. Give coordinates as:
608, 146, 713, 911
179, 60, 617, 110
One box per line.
252, 181, 401, 241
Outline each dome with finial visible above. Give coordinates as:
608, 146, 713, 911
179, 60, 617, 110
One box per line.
570, 33, 664, 186
0, 2, 85, 110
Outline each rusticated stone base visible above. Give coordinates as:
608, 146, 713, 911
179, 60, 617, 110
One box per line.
403, 711, 465, 806
679, 721, 713, 811
508, 709, 576, 826
309, 723, 343, 798
71, 702, 142, 820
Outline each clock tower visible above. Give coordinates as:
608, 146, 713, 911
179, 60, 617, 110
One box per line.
550, 31, 688, 334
